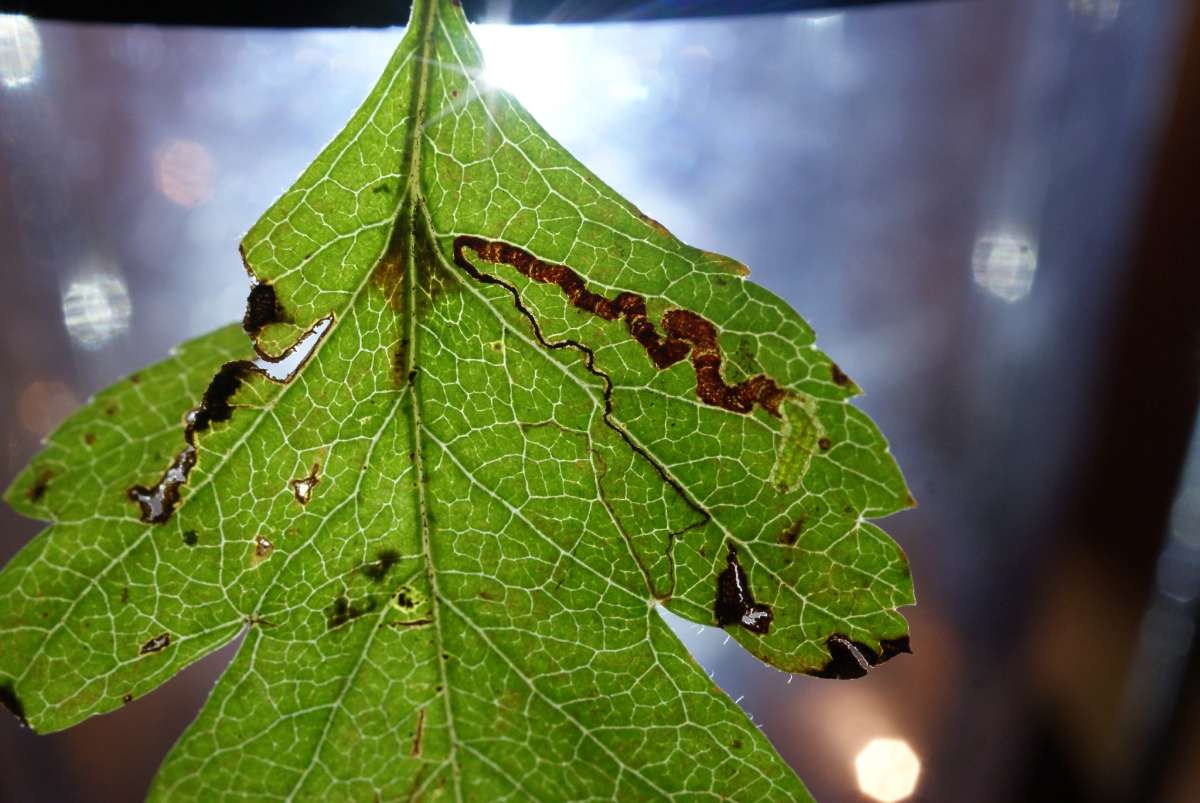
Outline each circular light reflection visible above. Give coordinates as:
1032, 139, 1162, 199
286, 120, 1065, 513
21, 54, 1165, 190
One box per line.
62, 273, 132, 349
0, 14, 40, 89
972, 230, 1037, 303
855, 738, 921, 802
155, 139, 215, 207
17, 380, 78, 437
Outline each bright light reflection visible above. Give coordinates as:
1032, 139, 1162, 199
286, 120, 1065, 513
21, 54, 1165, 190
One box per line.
0, 14, 40, 89
61, 272, 132, 349
155, 139, 215, 207
472, 24, 573, 121
972, 230, 1037, 303
855, 738, 921, 802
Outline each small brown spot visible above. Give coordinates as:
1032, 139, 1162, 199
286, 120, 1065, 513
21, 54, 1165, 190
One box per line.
253, 534, 274, 560
25, 469, 55, 503
105, 403, 118, 416
139, 632, 171, 655
361, 550, 400, 582
830, 362, 851, 386
396, 588, 417, 610
182, 530, 198, 547
732, 738, 743, 750
818, 437, 832, 451
122, 693, 133, 704
120, 587, 129, 604
129, 374, 141, 385
450, 88, 459, 98
778, 518, 806, 546
637, 211, 672, 237
326, 594, 377, 630
84, 433, 96, 446
410, 708, 426, 756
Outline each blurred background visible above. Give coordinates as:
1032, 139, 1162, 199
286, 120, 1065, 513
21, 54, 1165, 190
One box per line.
2, 0, 1199, 800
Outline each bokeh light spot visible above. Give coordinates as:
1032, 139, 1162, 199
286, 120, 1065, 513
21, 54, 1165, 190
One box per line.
62, 273, 132, 350
155, 139, 215, 207
855, 737, 921, 802
0, 14, 40, 89
17, 380, 78, 437
972, 230, 1038, 303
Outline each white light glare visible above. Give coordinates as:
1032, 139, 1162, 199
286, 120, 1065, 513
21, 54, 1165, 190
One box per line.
0, 14, 41, 89
61, 272, 133, 350
472, 23, 572, 120
855, 737, 921, 802
972, 230, 1038, 303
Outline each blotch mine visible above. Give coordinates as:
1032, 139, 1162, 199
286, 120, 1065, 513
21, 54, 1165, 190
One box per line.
242, 282, 289, 336
361, 549, 400, 582
326, 594, 378, 630
290, 462, 321, 505
714, 544, 773, 634
831, 362, 851, 386
779, 518, 806, 546
769, 396, 822, 493
251, 534, 274, 565
139, 632, 171, 655
810, 633, 912, 680
25, 469, 55, 504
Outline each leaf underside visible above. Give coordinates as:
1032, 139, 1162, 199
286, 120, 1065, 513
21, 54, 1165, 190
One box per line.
0, 2, 915, 800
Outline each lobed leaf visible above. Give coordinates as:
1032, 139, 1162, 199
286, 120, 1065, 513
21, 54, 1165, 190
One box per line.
1, 1, 914, 799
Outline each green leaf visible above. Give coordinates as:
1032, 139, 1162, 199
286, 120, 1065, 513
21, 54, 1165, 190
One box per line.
1, 1, 914, 799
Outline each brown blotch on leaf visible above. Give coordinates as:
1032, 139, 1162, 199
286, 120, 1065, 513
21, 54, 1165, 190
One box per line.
410, 708, 426, 756
25, 469, 55, 504
182, 530, 198, 547
637, 211, 672, 237
361, 550, 400, 583
122, 693, 133, 705
0, 681, 29, 729
139, 632, 171, 655
243, 282, 290, 336
84, 432, 96, 446
830, 362, 851, 386
290, 463, 322, 505
326, 594, 377, 630
713, 543, 773, 634
818, 437, 832, 451
453, 236, 787, 418
252, 534, 275, 564
396, 587, 417, 609
372, 216, 408, 312
810, 633, 911, 680
120, 587, 129, 604
779, 518, 806, 546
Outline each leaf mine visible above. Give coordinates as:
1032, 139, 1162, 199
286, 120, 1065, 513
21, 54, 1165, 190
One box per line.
0, 1, 915, 799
